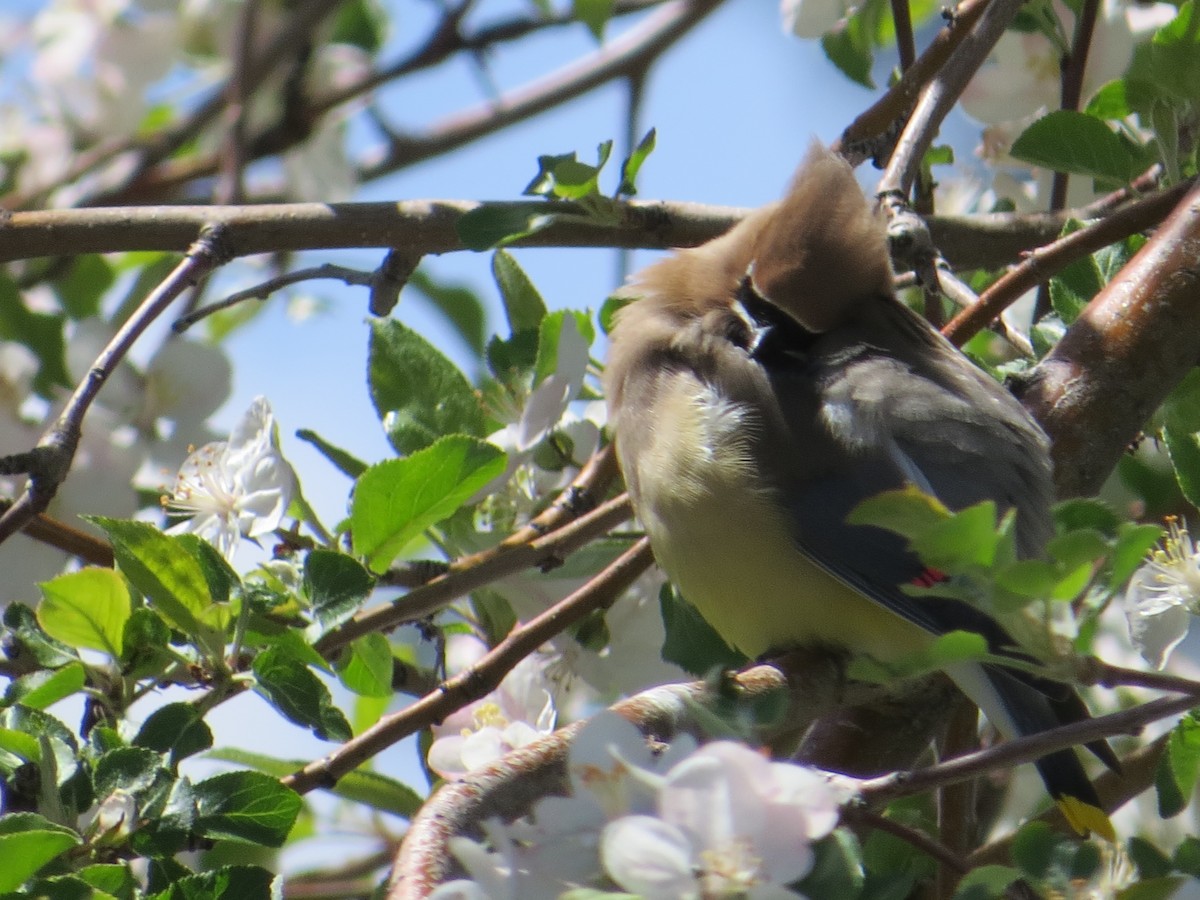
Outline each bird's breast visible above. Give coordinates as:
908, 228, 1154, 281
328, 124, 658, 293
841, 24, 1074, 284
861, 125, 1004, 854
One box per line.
621, 372, 929, 661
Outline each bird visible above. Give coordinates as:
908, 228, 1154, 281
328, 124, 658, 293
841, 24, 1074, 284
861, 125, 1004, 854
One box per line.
603, 143, 1118, 840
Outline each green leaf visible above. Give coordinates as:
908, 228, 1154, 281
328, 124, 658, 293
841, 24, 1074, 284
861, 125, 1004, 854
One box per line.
1010, 110, 1142, 185
0, 825, 81, 892
599, 294, 633, 336
1109, 522, 1167, 591
0, 274, 70, 393
1145, 1, 1200, 105
295, 428, 367, 479
910, 501, 1002, 570
134, 703, 214, 768
146, 864, 275, 900
492, 250, 547, 335
796, 829, 865, 899
659, 583, 746, 676
335, 633, 394, 697
523, 145, 611, 200
995, 559, 1060, 598
205, 748, 424, 818
1010, 821, 1059, 878
1046, 529, 1108, 569
0, 727, 43, 762
2, 663, 86, 711
848, 486, 952, 539
534, 309, 595, 385
351, 436, 506, 573
37, 569, 130, 658
53, 255, 115, 320
252, 647, 352, 742
2, 603, 78, 668
1164, 369, 1200, 508
331, 0, 386, 51
368, 319, 484, 455
93, 747, 170, 799
406, 269, 488, 358
455, 204, 560, 251
1084, 79, 1133, 119
821, 13, 875, 88
1053, 498, 1122, 535
121, 608, 172, 676
303, 550, 375, 629
88, 518, 222, 657
1047, 222, 1101, 324
1174, 835, 1200, 877
320, 766, 424, 818
1160, 712, 1200, 818
192, 771, 301, 846
952, 865, 1021, 900
77, 863, 138, 898
616, 128, 657, 197
174, 534, 238, 607
1129, 835, 1175, 878
574, 0, 614, 40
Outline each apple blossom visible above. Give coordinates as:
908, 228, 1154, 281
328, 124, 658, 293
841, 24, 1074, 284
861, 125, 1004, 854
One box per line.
427, 635, 558, 779
1124, 519, 1200, 669
162, 396, 295, 559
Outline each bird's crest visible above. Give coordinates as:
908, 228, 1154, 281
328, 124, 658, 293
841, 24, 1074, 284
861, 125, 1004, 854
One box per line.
749, 144, 894, 333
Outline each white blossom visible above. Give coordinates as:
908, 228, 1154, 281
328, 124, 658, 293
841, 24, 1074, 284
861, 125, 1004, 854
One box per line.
1124, 520, 1200, 669
780, 0, 859, 38
162, 396, 295, 559
601, 741, 844, 899
427, 635, 558, 779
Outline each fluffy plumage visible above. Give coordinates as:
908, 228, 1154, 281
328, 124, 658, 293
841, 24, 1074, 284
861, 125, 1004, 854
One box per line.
604, 145, 1117, 839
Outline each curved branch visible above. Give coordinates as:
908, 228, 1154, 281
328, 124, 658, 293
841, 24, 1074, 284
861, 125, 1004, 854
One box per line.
283, 537, 654, 797
1020, 178, 1200, 497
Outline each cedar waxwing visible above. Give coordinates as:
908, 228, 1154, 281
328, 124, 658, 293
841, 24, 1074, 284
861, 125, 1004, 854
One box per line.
603, 145, 1118, 839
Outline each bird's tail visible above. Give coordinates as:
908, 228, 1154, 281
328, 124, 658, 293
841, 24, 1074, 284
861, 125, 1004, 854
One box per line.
948, 662, 1119, 841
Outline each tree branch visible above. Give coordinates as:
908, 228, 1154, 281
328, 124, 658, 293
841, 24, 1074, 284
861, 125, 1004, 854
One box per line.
283, 537, 654, 797
1020, 178, 1200, 497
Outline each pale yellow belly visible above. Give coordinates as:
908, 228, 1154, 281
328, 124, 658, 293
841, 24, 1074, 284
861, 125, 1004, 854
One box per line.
625, 377, 931, 662
643, 477, 930, 661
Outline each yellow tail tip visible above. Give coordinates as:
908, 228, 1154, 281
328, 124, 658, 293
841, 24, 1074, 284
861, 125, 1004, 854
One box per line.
1057, 796, 1117, 843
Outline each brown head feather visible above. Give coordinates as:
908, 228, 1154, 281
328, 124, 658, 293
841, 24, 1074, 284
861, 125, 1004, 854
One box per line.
750, 144, 894, 333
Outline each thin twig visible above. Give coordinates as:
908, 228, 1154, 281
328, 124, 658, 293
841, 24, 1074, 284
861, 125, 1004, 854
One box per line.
844, 807, 969, 875
0, 503, 115, 567
133, 0, 724, 198
215, 0, 260, 205
362, 0, 722, 182
0, 226, 234, 547
313, 492, 633, 657
859, 692, 1199, 807
878, 0, 1025, 199
91, 0, 337, 206
174, 263, 378, 331
1037, 0, 1101, 319
942, 176, 1196, 346
1048, 0, 1101, 216
834, 0, 990, 163
283, 537, 654, 795
890, 0, 916, 72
